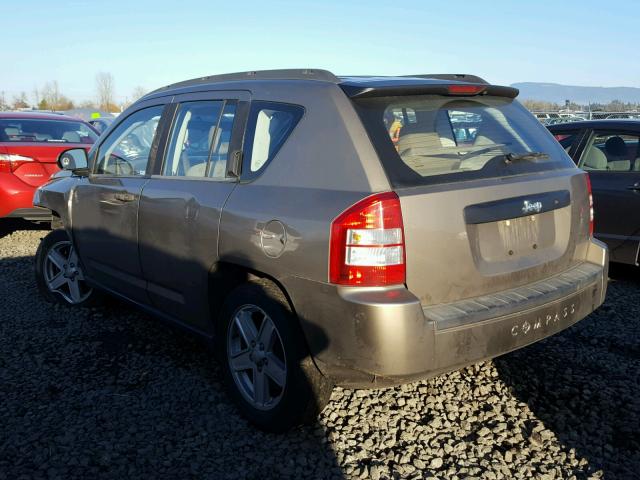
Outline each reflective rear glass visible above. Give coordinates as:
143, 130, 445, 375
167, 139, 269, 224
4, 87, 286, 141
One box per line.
353, 95, 575, 188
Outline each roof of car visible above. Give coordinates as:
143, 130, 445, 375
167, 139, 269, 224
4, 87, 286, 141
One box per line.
547, 119, 640, 130
0, 111, 80, 121
145, 69, 517, 99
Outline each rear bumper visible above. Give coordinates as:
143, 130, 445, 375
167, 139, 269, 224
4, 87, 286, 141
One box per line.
0, 173, 38, 218
289, 239, 608, 388
4, 207, 52, 220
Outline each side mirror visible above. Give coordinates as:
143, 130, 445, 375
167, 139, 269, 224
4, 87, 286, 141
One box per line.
58, 148, 89, 171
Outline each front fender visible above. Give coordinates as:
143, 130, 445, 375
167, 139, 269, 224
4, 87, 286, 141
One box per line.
34, 176, 84, 229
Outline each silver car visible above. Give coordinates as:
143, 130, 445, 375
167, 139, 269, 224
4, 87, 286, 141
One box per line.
33, 69, 608, 431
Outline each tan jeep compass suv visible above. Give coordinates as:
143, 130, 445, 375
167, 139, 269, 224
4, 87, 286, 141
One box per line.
33, 69, 608, 431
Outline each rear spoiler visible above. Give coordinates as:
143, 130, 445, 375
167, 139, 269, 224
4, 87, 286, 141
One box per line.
340, 82, 519, 99
402, 73, 489, 84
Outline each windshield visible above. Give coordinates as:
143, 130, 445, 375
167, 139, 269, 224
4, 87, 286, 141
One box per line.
353, 95, 575, 188
0, 118, 98, 144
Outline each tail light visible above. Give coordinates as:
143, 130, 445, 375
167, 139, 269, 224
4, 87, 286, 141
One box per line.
585, 173, 594, 236
329, 192, 406, 286
0, 154, 35, 173
447, 84, 486, 95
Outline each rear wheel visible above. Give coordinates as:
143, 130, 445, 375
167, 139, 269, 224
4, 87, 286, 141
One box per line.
35, 229, 98, 307
219, 279, 333, 432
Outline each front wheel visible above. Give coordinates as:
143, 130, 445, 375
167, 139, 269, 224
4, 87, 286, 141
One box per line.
219, 279, 333, 432
35, 229, 98, 307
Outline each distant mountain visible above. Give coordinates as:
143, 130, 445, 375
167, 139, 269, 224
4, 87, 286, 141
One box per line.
511, 82, 640, 104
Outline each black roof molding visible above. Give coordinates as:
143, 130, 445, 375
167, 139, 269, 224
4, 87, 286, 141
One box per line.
146, 69, 506, 100
149, 69, 341, 95
403, 74, 489, 85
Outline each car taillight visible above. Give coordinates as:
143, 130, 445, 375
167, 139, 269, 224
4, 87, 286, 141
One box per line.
0, 154, 35, 173
329, 192, 406, 286
585, 173, 594, 236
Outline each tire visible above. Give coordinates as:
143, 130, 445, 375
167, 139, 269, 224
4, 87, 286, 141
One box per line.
35, 229, 99, 307
218, 279, 333, 432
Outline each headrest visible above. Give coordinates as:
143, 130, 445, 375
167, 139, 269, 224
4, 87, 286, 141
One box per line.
397, 132, 444, 156
583, 147, 607, 170
62, 131, 81, 143
605, 136, 627, 157
187, 119, 211, 132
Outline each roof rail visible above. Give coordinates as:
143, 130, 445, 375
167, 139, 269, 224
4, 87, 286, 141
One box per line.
152, 69, 340, 94
403, 74, 489, 85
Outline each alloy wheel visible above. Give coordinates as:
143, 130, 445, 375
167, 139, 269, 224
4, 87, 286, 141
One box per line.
43, 240, 92, 304
227, 305, 287, 410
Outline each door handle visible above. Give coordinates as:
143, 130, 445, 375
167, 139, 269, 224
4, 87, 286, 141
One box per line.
626, 183, 640, 191
114, 192, 136, 202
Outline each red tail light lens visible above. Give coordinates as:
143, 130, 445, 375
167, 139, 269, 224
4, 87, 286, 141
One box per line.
585, 173, 594, 236
447, 84, 486, 95
0, 154, 35, 173
329, 192, 406, 286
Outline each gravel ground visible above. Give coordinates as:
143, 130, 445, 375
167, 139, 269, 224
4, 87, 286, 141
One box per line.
0, 221, 638, 480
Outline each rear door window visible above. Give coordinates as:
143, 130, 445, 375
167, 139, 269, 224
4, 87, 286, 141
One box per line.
353, 95, 575, 188
162, 100, 237, 179
242, 101, 304, 180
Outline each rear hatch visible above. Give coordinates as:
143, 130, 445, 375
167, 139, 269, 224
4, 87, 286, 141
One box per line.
350, 82, 592, 306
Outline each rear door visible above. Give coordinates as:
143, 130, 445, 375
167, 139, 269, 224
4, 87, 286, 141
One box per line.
72, 100, 171, 302
137, 91, 248, 331
353, 92, 592, 305
576, 129, 640, 264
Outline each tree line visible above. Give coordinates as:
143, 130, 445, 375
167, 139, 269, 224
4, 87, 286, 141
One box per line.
521, 99, 640, 112
0, 72, 146, 112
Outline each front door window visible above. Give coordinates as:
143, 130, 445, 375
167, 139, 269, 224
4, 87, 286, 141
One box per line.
95, 105, 164, 176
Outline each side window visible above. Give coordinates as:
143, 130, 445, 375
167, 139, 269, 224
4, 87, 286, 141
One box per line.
163, 101, 223, 177
243, 101, 304, 178
162, 100, 236, 179
552, 130, 580, 155
579, 131, 640, 172
95, 105, 163, 175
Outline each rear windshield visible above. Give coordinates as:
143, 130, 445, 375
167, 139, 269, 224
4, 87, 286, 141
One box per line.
0, 118, 97, 144
353, 95, 575, 188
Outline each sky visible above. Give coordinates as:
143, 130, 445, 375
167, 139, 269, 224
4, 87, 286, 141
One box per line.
3, 0, 640, 104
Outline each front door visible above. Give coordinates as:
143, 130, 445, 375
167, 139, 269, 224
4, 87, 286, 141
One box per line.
138, 91, 248, 331
72, 102, 169, 302
577, 129, 640, 264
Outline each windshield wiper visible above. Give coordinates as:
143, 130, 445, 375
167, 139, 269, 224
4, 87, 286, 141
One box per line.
504, 152, 549, 164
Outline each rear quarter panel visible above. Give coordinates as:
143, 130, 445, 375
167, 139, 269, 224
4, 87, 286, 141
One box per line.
218, 82, 392, 288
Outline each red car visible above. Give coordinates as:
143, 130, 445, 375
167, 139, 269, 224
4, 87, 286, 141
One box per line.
0, 112, 98, 221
